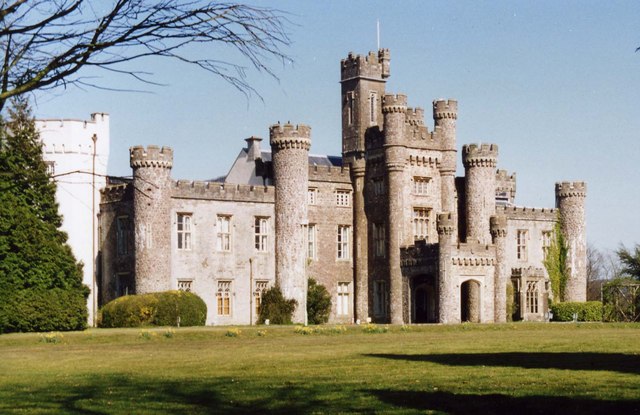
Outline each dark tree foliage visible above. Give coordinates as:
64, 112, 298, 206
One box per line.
307, 278, 331, 325
0, 99, 88, 333
257, 285, 296, 325
617, 244, 640, 280
0, 1, 291, 111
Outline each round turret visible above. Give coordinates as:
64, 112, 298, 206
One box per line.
555, 181, 587, 302
490, 214, 509, 322
463, 143, 499, 245
382, 93, 407, 114
437, 212, 455, 237
129, 145, 173, 294
434, 100, 458, 222
269, 123, 310, 324
433, 99, 458, 121
490, 215, 508, 240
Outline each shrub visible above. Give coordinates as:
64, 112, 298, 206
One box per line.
0, 287, 88, 333
99, 291, 207, 328
258, 286, 297, 325
225, 328, 241, 337
307, 278, 331, 325
550, 301, 603, 322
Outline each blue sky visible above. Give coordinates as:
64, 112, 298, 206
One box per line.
33, 1, 640, 253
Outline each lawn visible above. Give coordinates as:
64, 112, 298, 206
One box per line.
0, 323, 639, 414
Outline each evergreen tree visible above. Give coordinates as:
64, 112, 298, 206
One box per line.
0, 99, 88, 333
307, 278, 331, 325
617, 244, 640, 280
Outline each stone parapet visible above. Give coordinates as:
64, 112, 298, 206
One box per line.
130, 145, 173, 168
172, 181, 274, 202
405, 107, 425, 126
499, 206, 556, 221
308, 165, 351, 184
490, 215, 508, 238
433, 99, 458, 120
101, 183, 132, 203
340, 49, 389, 81
462, 143, 498, 168
382, 94, 407, 113
269, 123, 311, 151
555, 181, 587, 198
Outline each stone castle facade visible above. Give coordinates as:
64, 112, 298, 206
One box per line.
99, 49, 587, 325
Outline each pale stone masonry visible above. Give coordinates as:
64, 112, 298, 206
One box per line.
99, 49, 587, 325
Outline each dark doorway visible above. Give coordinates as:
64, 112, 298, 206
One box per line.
412, 276, 436, 323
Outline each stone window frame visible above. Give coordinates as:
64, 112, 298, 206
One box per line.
517, 229, 528, 261
217, 280, 232, 316
373, 280, 388, 317
306, 223, 317, 261
176, 212, 193, 251
116, 272, 133, 298
346, 91, 355, 125
177, 279, 193, 292
254, 217, 269, 252
337, 225, 351, 260
254, 280, 269, 317
412, 176, 432, 195
412, 207, 431, 242
369, 91, 377, 125
116, 215, 129, 256
336, 189, 352, 207
216, 214, 232, 252
336, 282, 350, 316
372, 222, 385, 258
372, 177, 385, 196
45, 160, 56, 176
308, 187, 318, 205
525, 281, 539, 314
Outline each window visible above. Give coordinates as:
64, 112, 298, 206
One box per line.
177, 213, 192, 250
254, 217, 269, 252
413, 208, 431, 241
116, 273, 134, 298
216, 215, 231, 251
373, 280, 388, 317
373, 223, 385, 258
517, 230, 528, 261
45, 161, 55, 176
217, 281, 232, 316
254, 281, 268, 316
347, 92, 354, 125
336, 190, 351, 207
526, 281, 539, 313
337, 225, 351, 260
307, 224, 317, 260
372, 177, 385, 196
337, 282, 350, 316
177, 280, 192, 292
116, 216, 129, 256
308, 188, 318, 205
542, 231, 552, 260
413, 177, 431, 195
369, 92, 377, 124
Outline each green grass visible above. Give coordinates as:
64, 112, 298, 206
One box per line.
1, 323, 639, 414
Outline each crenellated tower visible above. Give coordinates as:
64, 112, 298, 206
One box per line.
437, 212, 458, 323
340, 49, 389, 321
463, 144, 498, 245
270, 123, 311, 324
129, 145, 173, 294
382, 93, 407, 325
555, 181, 587, 302
434, 99, 458, 237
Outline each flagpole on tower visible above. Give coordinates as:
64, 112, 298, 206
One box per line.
377, 19, 380, 49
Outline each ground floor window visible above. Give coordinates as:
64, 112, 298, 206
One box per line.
526, 281, 539, 314
373, 280, 388, 317
217, 281, 232, 316
254, 281, 268, 316
337, 282, 350, 316
177, 280, 192, 292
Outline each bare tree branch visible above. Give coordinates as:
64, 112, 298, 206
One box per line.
0, 0, 292, 111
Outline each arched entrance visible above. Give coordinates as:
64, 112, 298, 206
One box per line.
460, 279, 481, 323
412, 276, 436, 323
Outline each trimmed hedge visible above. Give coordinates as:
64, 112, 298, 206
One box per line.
550, 301, 603, 322
0, 287, 88, 333
99, 291, 206, 328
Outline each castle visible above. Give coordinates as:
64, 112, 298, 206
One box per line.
99, 49, 587, 325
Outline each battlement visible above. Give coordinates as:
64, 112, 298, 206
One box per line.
382, 94, 407, 113
308, 164, 351, 184
511, 266, 546, 279
130, 145, 173, 169
172, 180, 274, 202
490, 215, 508, 237
340, 49, 390, 81
555, 181, 587, 198
498, 206, 557, 221
496, 169, 516, 200
462, 143, 498, 168
405, 107, 425, 126
100, 183, 132, 203
433, 99, 458, 120
269, 122, 311, 151
451, 242, 496, 266
437, 212, 455, 235
496, 169, 516, 182
401, 241, 438, 268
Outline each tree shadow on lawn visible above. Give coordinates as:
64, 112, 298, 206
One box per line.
366, 352, 640, 375
369, 389, 640, 415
